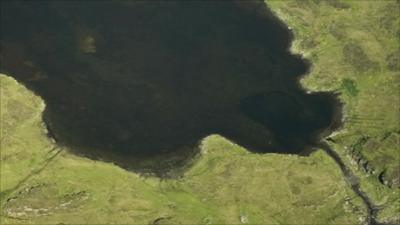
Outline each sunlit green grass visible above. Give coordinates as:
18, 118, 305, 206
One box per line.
1, 0, 399, 224
1, 73, 363, 224
268, 0, 400, 223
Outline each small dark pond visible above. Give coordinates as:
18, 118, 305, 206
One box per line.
1, 1, 342, 172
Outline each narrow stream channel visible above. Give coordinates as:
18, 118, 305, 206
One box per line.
0, 2, 392, 223
319, 142, 382, 225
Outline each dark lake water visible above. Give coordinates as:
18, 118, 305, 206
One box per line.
1, 1, 342, 172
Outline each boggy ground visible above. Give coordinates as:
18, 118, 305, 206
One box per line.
268, 0, 400, 223
0, 74, 365, 225
1, 0, 399, 224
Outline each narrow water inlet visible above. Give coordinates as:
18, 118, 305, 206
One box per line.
1, 0, 342, 170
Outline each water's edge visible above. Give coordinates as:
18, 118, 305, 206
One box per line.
266, 3, 383, 224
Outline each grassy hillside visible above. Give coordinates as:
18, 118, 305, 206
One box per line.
267, 0, 400, 223
1, 0, 399, 224
1, 73, 363, 224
